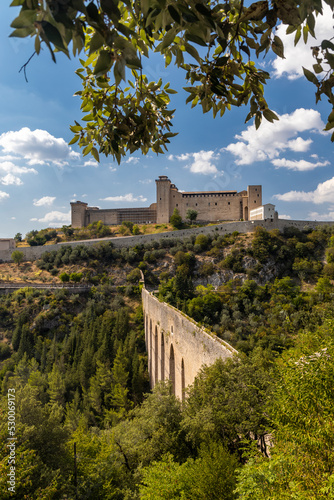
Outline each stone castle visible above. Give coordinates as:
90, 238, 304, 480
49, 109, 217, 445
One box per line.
71, 175, 262, 228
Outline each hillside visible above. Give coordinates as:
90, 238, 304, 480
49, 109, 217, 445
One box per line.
1, 225, 334, 498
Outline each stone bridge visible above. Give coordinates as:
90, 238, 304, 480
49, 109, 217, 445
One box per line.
142, 287, 237, 400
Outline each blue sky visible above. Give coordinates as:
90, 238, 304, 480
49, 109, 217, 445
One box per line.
0, 4, 333, 238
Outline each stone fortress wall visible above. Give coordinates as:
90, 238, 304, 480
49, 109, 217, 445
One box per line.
2, 218, 334, 263
71, 176, 263, 228
142, 287, 237, 399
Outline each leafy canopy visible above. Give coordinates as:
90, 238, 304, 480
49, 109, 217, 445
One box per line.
10, 0, 334, 163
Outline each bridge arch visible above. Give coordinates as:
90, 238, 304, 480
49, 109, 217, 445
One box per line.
181, 358, 185, 402
154, 325, 158, 385
161, 332, 165, 380
169, 344, 175, 396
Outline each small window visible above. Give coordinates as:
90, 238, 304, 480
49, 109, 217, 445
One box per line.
195, 203, 198, 206
215, 203, 217, 206
208, 203, 210, 206
228, 202, 230, 205
176, 204, 178, 207
160, 197, 162, 200
257, 194, 260, 197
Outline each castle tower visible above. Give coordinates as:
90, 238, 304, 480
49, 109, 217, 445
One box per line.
70, 201, 88, 228
243, 185, 262, 220
156, 176, 171, 223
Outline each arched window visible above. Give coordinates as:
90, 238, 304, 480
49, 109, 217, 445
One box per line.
169, 344, 175, 396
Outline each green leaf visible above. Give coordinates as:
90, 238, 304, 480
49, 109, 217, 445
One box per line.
302, 67, 318, 85
91, 147, 100, 162
11, 9, 37, 29
294, 27, 301, 46
313, 63, 323, 74
93, 50, 113, 77
272, 36, 284, 58
263, 109, 279, 123
9, 27, 35, 38
89, 31, 105, 54
185, 32, 207, 47
69, 135, 80, 145
83, 143, 93, 156
322, 40, 334, 51
159, 29, 177, 51
114, 58, 126, 85
255, 112, 262, 130
185, 43, 202, 64
41, 21, 67, 52
167, 5, 181, 24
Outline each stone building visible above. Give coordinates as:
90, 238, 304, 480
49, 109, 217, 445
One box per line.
71, 175, 262, 228
250, 203, 277, 221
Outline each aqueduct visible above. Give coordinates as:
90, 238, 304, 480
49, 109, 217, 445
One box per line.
142, 287, 237, 400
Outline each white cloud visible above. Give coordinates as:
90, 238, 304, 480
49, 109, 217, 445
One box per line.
139, 179, 153, 184
279, 214, 292, 220
109, 167, 117, 172
275, 176, 334, 204
308, 209, 334, 221
168, 151, 220, 174
30, 218, 38, 221
0, 174, 23, 185
0, 191, 9, 201
287, 137, 313, 152
0, 128, 80, 167
170, 150, 221, 174
224, 108, 326, 166
33, 196, 56, 207
11, 217, 16, 220
100, 193, 148, 203
36, 210, 71, 225
125, 157, 140, 164
0, 160, 37, 175
273, 5, 334, 80
83, 160, 99, 167
272, 158, 329, 171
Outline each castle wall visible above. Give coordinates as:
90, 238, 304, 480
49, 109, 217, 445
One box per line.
2, 219, 334, 263
142, 288, 237, 399
170, 191, 243, 222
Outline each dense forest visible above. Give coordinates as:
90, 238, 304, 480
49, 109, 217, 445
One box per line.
1, 225, 334, 498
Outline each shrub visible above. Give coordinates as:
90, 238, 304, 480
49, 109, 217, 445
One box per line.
195, 234, 209, 251
126, 268, 142, 283
59, 272, 70, 283
170, 208, 183, 229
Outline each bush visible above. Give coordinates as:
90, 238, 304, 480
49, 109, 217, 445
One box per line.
132, 224, 140, 235
170, 208, 183, 229
59, 272, 70, 283
195, 234, 209, 251
11, 250, 24, 265
126, 268, 142, 283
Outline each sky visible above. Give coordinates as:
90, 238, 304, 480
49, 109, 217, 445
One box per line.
0, 4, 333, 238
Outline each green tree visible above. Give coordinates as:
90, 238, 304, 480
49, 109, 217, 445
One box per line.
170, 208, 183, 229
14, 232, 22, 242
236, 321, 334, 499
12, 0, 334, 163
11, 250, 24, 266
186, 209, 198, 225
